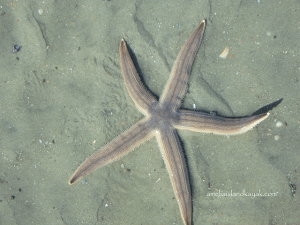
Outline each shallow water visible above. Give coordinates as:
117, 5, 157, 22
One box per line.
0, 0, 299, 224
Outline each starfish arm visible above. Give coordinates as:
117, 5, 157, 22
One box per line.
160, 20, 206, 111
69, 118, 155, 184
120, 39, 158, 116
174, 110, 270, 135
156, 126, 192, 225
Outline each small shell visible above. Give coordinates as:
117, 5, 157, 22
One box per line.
38, 8, 44, 15
219, 47, 229, 59
12, 44, 22, 53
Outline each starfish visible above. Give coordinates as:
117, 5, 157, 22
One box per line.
69, 20, 270, 225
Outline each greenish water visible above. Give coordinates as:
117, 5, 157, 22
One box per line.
0, 0, 299, 224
